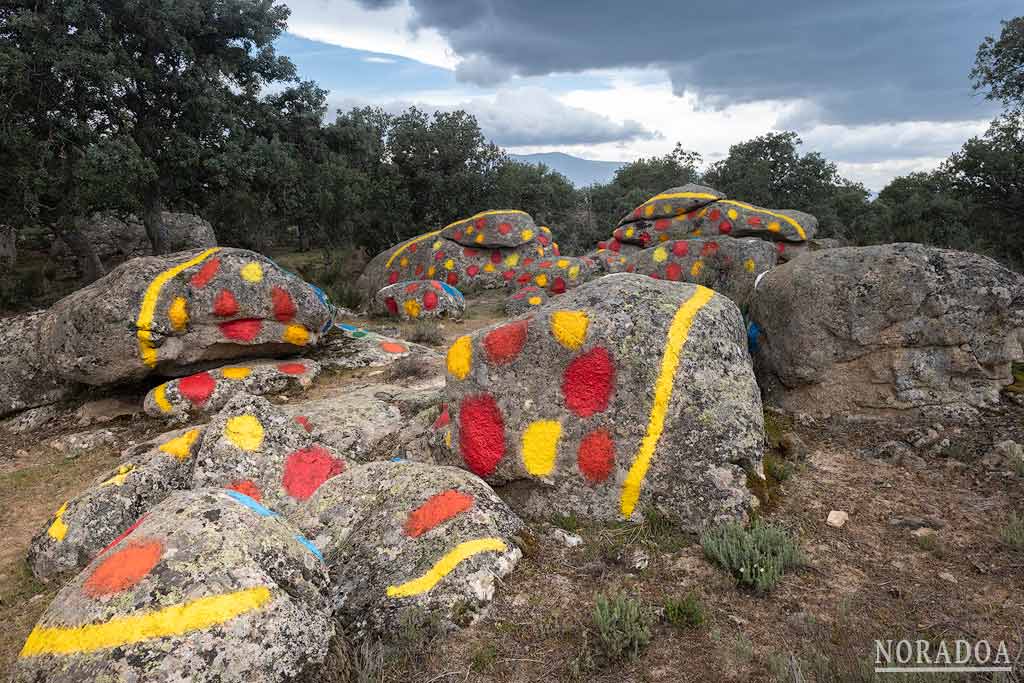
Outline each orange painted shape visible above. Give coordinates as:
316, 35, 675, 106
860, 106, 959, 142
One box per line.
404, 490, 475, 537
83, 540, 163, 597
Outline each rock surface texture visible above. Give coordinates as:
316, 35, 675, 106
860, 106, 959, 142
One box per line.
371, 279, 466, 320
749, 243, 1024, 419
0, 311, 79, 419
438, 274, 764, 530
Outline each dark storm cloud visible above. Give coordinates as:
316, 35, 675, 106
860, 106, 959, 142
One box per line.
383, 0, 1012, 125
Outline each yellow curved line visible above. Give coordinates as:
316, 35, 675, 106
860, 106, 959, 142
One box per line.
717, 200, 808, 240
384, 230, 442, 269
442, 209, 529, 231
136, 248, 222, 367
153, 384, 173, 413
386, 538, 508, 598
620, 286, 715, 518
648, 191, 720, 202
20, 586, 271, 657
386, 210, 533, 270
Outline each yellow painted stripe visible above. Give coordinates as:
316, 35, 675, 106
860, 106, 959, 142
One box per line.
153, 384, 172, 413
386, 210, 532, 269
442, 209, 529, 232
385, 230, 442, 269
386, 538, 507, 598
136, 248, 222, 367
648, 191, 720, 202
20, 586, 271, 657
620, 286, 715, 517
718, 200, 808, 240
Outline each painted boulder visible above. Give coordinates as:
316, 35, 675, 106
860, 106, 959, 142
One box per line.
749, 243, 1024, 419
507, 256, 600, 295
36, 248, 334, 385
439, 209, 538, 249
372, 279, 466, 320
616, 183, 725, 226
28, 427, 204, 581
143, 359, 321, 419
13, 488, 333, 683
505, 286, 550, 316
0, 311, 79, 419
587, 247, 635, 274
437, 274, 764, 530
292, 461, 523, 637
630, 237, 777, 310
310, 322, 425, 372
191, 393, 348, 516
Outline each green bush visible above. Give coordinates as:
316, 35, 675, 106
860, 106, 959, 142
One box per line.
701, 519, 803, 593
663, 593, 705, 629
592, 593, 651, 662
1001, 513, 1024, 551
405, 319, 444, 345
296, 249, 367, 311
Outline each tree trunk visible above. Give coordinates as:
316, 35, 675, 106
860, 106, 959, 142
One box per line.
142, 179, 167, 254
58, 219, 106, 284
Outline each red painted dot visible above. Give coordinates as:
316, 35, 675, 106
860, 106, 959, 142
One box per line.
665, 263, 682, 281
190, 258, 221, 288
464, 247, 478, 258
490, 251, 503, 264
562, 347, 615, 418
229, 480, 263, 501
178, 371, 215, 406
538, 234, 550, 246
467, 265, 480, 277
271, 287, 296, 323
213, 289, 238, 317
446, 272, 459, 286
550, 277, 566, 294
385, 297, 398, 315
701, 241, 719, 256
503, 270, 516, 282
626, 264, 635, 273
415, 265, 424, 277
672, 241, 689, 257
578, 429, 615, 483
553, 244, 560, 256
405, 283, 419, 294
539, 260, 552, 268
388, 271, 399, 284
220, 318, 262, 342
404, 490, 474, 537
517, 273, 531, 285
650, 273, 661, 280
458, 394, 505, 477
278, 363, 307, 375
639, 233, 651, 246
719, 220, 732, 234
609, 241, 621, 253
709, 208, 721, 221
475, 217, 487, 231
295, 416, 313, 432
84, 540, 163, 597
433, 404, 450, 430
282, 446, 345, 501
434, 251, 445, 261
777, 243, 786, 253
498, 222, 511, 235
430, 281, 442, 290
97, 514, 149, 557
423, 290, 439, 310
453, 230, 463, 241
747, 215, 762, 226
633, 208, 641, 218
597, 241, 607, 250
655, 219, 671, 231
484, 319, 529, 365
409, 243, 418, 253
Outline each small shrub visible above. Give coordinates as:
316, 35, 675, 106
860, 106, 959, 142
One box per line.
764, 454, 794, 483
405, 319, 444, 345
701, 519, 803, 593
663, 593, 705, 629
638, 507, 690, 551
469, 642, 499, 673
551, 512, 581, 533
914, 533, 946, 557
592, 593, 651, 662
1001, 513, 1024, 551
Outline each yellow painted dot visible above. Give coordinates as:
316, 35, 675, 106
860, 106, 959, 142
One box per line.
624, 227, 635, 238
691, 260, 704, 277
767, 221, 781, 233
466, 225, 475, 235
692, 229, 702, 237
475, 233, 485, 244
652, 247, 668, 263
662, 204, 673, 214
222, 367, 252, 380
47, 502, 69, 541
567, 265, 580, 279
541, 226, 551, 234
240, 262, 263, 283
283, 324, 310, 346
528, 296, 543, 305
644, 204, 655, 217
553, 242, 559, 252
224, 414, 264, 451
159, 429, 201, 460
727, 208, 738, 220
483, 263, 496, 273
550, 310, 589, 351
744, 258, 756, 273
536, 246, 544, 256
404, 299, 421, 319
659, 234, 669, 242
444, 259, 455, 271
535, 273, 548, 287
521, 420, 562, 476
432, 240, 443, 251
168, 297, 189, 332
427, 265, 436, 277
521, 229, 534, 241
556, 259, 569, 268
697, 207, 708, 218
447, 335, 472, 380
505, 253, 520, 267
102, 464, 135, 487
153, 384, 172, 413
399, 256, 409, 267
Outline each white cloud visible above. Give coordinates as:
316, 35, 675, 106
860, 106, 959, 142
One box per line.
362, 56, 398, 64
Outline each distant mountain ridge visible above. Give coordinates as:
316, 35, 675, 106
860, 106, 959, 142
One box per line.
509, 152, 624, 187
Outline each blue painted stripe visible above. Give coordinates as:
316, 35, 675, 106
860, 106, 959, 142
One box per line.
295, 534, 323, 560
225, 490, 278, 517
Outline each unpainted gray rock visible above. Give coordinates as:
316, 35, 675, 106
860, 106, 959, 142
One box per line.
438, 274, 764, 530
292, 460, 523, 638
311, 323, 434, 372
143, 359, 321, 419
371, 279, 466, 320
53, 212, 217, 270
38, 248, 334, 385
749, 244, 1024, 419
28, 427, 204, 581
159, 212, 217, 253
0, 311, 79, 419
14, 488, 333, 683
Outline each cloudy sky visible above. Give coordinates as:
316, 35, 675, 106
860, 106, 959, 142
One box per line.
275, 0, 1015, 190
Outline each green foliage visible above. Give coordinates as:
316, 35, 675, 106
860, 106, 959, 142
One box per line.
764, 454, 795, 483
701, 520, 803, 593
592, 594, 651, 662
971, 17, 1024, 112
663, 593, 705, 629
468, 642, 499, 673
1001, 513, 1024, 551
914, 533, 946, 558
551, 512, 582, 533
296, 249, 367, 311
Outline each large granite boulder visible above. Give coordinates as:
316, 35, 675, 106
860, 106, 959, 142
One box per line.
630, 237, 777, 310
38, 248, 334, 385
28, 427, 204, 581
143, 359, 321, 419
439, 209, 537, 248
0, 311, 79, 419
616, 184, 725, 226
292, 461, 523, 638
437, 274, 764, 530
371, 279, 466, 320
505, 285, 550, 316
52, 212, 217, 270
749, 244, 1024, 419
14, 488, 333, 683
159, 212, 218, 253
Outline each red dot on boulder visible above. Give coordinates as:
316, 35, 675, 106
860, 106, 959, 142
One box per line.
464, 247, 478, 258
709, 208, 721, 221
498, 222, 511, 235
178, 372, 216, 406
517, 273, 531, 285
551, 277, 566, 294
701, 241, 719, 256
672, 241, 689, 257
467, 265, 480, 277
423, 290, 439, 310
385, 297, 398, 315
655, 219, 670, 231
578, 429, 615, 483
213, 289, 239, 317
484, 319, 529, 365
294, 416, 313, 433
446, 272, 459, 286
404, 490, 474, 537
459, 394, 505, 477
433, 404, 450, 430
665, 263, 682, 281
191, 258, 221, 288
219, 318, 262, 342
539, 260, 552, 268
409, 243, 418, 253
747, 215, 762, 225
405, 283, 419, 294
278, 363, 307, 375
490, 251, 503, 264
228, 479, 263, 501
538, 235, 550, 245
609, 241, 621, 253
430, 281, 442, 290
84, 539, 163, 597
415, 265, 424, 277
282, 446, 345, 501
502, 270, 516, 281
719, 220, 732, 234
563, 347, 615, 417
475, 217, 487, 231
453, 230, 463, 241
271, 286, 296, 323
388, 271, 400, 284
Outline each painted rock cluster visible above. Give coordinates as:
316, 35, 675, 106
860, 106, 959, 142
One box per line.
36, 248, 334, 385
438, 274, 765, 530
439, 209, 537, 248
506, 255, 599, 295
294, 461, 523, 637
750, 243, 1024, 419
14, 488, 333, 683
372, 279, 466, 320
143, 359, 321, 419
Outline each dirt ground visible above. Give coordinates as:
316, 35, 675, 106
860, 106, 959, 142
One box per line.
1, 293, 1022, 682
